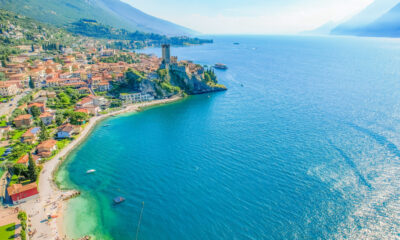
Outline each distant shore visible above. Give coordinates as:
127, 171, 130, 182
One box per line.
21, 96, 183, 240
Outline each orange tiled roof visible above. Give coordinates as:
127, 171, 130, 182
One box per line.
75, 109, 89, 114
28, 102, 44, 108
37, 139, 57, 149
40, 112, 53, 118
14, 114, 32, 121
7, 182, 37, 195
17, 154, 29, 164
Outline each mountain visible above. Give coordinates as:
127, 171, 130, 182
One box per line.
0, 0, 194, 36
331, 0, 400, 36
302, 21, 338, 35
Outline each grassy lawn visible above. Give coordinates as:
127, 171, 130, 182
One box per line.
0, 223, 15, 239
0, 147, 5, 156
11, 130, 25, 141
57, 139, 71, 150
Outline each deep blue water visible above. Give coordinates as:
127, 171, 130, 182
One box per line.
57, 35, 400, 239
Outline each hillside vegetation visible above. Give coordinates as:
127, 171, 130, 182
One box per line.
0, 0, 193, 36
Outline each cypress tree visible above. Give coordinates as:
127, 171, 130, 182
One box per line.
39, 121, 49, 141
27, 153, 37, 182
29, 76, 34, 89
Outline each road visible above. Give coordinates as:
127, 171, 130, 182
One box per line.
0, 91, 29, 117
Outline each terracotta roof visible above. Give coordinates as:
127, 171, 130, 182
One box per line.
7, 182, 37, 196
75, 109, 89, 114
77, 96, 93, 105
14, 114, 32, 121
37, 139, 57, 149
28, 102, 44, 108
22, 127, 40, 137
58, 123, 75, 133
40, 112, 53, 118
17, 154, 29, 164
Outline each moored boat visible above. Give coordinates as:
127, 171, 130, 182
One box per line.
86, 169, 96, 174
113, 196, 125, 204
214, 63, 228, 70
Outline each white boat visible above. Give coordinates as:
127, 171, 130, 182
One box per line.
86, 169, 96, 174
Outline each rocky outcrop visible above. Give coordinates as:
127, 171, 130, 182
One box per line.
169, 69, 227, 95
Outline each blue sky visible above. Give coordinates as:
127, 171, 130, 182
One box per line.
122, 0, 378, 34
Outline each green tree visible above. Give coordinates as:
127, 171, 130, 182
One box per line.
0, 72, 5, 81
58, 92, 71, 107
27, 153, 37, 182
55, 112, 65, 126
110, 99, 122, 108
18, 211, 27, 221
30, 105, 41, 118
39, 121, 49, 141
20, 229, 26, 240
12, 164, 28, 176
28, 76, 34, 89
125, 68, 144, 90
65, 111, 89, 125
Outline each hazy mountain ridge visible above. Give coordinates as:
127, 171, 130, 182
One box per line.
0, 0, 193, 36
350, 3, 400, 37
331, 0, 400, 37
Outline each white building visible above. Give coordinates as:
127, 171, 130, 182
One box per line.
120, 92, 155, 103
0, 82, 19, 96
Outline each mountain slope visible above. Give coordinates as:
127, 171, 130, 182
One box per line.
302, 21, 338, 35
331, 0, 399, 36
353, 3, 400, 37
96, 0, 195, 36
0, 0, 193, 36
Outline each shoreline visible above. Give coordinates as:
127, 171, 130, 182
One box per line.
20, 96, 183, 240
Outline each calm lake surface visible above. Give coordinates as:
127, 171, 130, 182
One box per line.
57, 35, 400, 239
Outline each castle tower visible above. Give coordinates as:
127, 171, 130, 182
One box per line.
162, 44, 171, 65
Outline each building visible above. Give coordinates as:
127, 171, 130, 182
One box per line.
33, 96, 47, 105
78, 87, 90, 94
57, 124, 78, 139
0, 82, 19, 96
120, 92, 155, 103
36, 139, 57, 158
16, 154, 29, 167
75, 95, 108, 114
14, 114, 33, 128
39, 112, 55, 125
7, 182, 39, 205
162, 44, 171, 65
28, 102, 45, 113
94, 82, 110, 92
21, 127, 40, 144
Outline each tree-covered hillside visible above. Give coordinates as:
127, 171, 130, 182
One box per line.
0, 0, 193, 36
68, 19, 212, 49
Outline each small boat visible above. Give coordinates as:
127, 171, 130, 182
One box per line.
241, 84, 244, 87
103, 124, 111, 127
113, 196, 125, 204
86, 169, 96, 174
233, 42, 240, 45
214, 63, 228, 70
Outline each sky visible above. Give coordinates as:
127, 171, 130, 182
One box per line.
122, 0, 377, 34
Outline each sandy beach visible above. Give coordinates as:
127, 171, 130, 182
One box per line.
18, 96, 182, 240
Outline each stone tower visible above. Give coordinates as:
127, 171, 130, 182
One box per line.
162, 44, 171, 65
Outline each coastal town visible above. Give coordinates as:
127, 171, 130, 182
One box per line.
0, 9, 226, 240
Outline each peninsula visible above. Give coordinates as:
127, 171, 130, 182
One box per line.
0, 9, 226, 240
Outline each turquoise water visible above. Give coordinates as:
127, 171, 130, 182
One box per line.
57, 35, 400, 239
